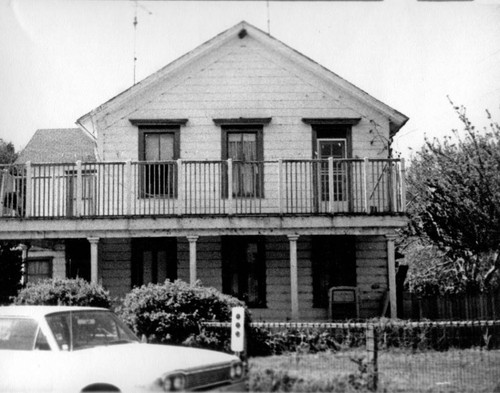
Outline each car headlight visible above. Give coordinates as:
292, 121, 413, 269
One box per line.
162, 372, 186, 392
230, 361, 244, 380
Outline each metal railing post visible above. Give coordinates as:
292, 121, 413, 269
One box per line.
328, 157, 334, 213
363, 158, 369, 213
75, 160, 83, 217
125, 160, 132, 216
399, 158, 406, 213
25, 161, 32, 218
227, 159, 233, 215
177, 159, 184, 216
278, 159, 283, 214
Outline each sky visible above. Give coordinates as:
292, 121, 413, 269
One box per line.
0, 0, 499, 159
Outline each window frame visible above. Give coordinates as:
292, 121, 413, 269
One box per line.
221, 125, 264, 199
24, 257, 53, 284
138, 126, 180, 198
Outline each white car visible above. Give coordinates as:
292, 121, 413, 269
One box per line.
0, 306, 247, 392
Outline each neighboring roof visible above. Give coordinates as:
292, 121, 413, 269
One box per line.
16, 128, 97, 164
77, 21, 408, 136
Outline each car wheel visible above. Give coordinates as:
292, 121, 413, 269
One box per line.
81, 383, 120, 392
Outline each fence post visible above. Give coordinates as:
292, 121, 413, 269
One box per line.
366, 323, 378, 391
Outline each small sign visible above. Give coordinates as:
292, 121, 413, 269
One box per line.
333, 290, 355, 303
231, 306, 245, 353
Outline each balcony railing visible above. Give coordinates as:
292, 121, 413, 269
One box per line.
0, 158, 406, 218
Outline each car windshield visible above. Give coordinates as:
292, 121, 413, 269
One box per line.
45, 310, 138, 351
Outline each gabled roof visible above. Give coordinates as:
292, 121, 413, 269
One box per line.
77, 21, 408, 135
16, 128, 97, 164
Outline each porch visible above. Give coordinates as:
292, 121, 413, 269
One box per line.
1, 158, 406, 320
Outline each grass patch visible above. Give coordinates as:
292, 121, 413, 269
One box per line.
248, 349, 500, 392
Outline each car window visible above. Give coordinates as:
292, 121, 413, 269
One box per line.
46, 313, 71, 350
0, 317, 39, 350
46, 311, 138, 351
34, 328, 50, 351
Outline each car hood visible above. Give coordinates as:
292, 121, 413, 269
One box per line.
79, 342, 237, 370
71, 342, 239, 388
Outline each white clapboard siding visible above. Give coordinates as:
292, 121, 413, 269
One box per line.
97, 34, 390, 163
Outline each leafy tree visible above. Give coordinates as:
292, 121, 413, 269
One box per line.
405, 102, 500, 294
0, 139, 17, 164
0, 243, 23, 304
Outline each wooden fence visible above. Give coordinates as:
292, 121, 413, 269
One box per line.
401, 291, 500, 320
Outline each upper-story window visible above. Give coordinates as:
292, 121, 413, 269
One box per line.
215, 119, 270, 199
138, 126, 180, 198
317, 138, 347, 201
131, 119, 187, 199
225, 129, 263, 198
303, 119, 358, 205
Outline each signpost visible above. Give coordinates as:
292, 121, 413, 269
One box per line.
231, 307, 245, 355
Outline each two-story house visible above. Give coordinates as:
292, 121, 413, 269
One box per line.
1, 21, 408, 321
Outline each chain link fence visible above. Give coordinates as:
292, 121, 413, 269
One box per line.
203, 320, 500, 392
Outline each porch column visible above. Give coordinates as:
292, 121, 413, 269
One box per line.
386, 234, 398, 318
88, 237, 100, 284
187, 236, 199, 285
288, 234, 300, 320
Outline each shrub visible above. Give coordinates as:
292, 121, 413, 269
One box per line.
13, 278, 111, 308
118, 279, 249, 350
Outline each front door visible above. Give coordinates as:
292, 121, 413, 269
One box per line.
221, 236, 266, 307
317, 139, 348, 210
131, 238, 177, 286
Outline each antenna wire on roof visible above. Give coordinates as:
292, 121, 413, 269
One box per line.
266, 0, 271, 35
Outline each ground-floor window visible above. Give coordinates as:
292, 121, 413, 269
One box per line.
25, 257, 52, 284
312, 236, 356, 308
222, 236, 266, 308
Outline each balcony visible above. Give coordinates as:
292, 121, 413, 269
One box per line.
0, 159, 406, 219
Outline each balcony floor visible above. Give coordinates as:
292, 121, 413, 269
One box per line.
0, 213, 407, 240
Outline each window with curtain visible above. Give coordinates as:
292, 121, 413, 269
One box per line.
139, 128, 179, 197
25, 258, 52, 284
222, 126, 263, 198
